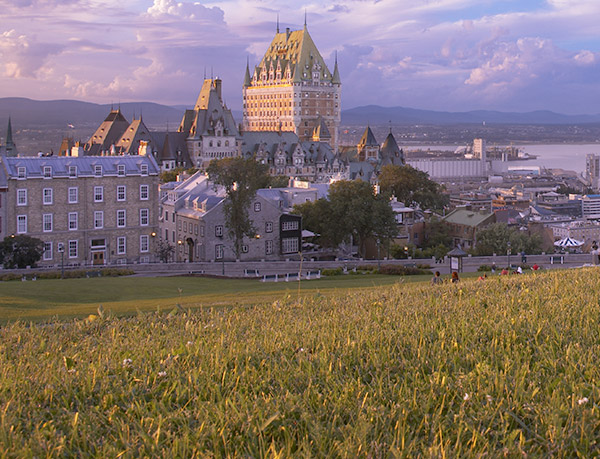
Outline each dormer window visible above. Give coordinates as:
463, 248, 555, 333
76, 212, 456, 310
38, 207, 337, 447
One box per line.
69, 166, 77, 177
17, 167, 26, 179
43, 166, 52, 178
117, 165, 125, 176
141, 164, 148, 175
94, 165, 102, 176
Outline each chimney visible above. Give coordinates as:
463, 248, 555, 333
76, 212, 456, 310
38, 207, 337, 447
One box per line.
286, 27, 290, 40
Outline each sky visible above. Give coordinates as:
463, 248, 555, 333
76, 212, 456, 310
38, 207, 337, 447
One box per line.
1, 0, 599, 114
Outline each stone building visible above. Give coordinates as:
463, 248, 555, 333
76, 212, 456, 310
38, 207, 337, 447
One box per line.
242, 22, 341, 151
177, 78, 240, 169
1, 155, 160, 267
160, 172, 301, 262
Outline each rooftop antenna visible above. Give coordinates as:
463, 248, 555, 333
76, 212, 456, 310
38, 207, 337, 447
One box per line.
276, 13, 280, 33
203, 67, 206, 80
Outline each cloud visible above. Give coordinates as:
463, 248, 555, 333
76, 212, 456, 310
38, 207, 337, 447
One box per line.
0, 29, 63, 78
145, 0, 225, 22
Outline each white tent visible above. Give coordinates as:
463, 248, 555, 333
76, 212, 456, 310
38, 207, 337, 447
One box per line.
554, 237, 584, 247
302, 230, 317, 238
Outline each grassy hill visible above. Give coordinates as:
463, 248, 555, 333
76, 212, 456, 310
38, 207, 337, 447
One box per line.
1, 269, 599, 455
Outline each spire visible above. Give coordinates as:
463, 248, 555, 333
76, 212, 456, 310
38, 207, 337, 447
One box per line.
276, 13, 279, 33
244, 56, 252, 87
332, 51, 341, 84
6, 116, 14, 147
304, 9, 307, 28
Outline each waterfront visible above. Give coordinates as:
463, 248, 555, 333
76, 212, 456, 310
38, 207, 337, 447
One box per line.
408, 143, 600, 174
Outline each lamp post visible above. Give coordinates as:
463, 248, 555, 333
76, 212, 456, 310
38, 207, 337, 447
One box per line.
151, 232, 156, 263
177, 239, 183, 263
376, 238, 381, 271
507, 241, 512, 269
57, 243, 65, 279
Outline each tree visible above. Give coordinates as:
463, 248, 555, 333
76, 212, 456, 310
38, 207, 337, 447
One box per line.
154, 239, 175, 263
294, 180, 397, 257
0, 235, 44, 269
378, 164, 448, 211
206, 157, 270, 257
421, 216, 452, 250
471, 223, 543, 256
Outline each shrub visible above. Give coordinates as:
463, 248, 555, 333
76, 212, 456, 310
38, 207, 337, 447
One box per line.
322, 267, 343, 276
478, 265, 492, 272
378, 264, 428, 276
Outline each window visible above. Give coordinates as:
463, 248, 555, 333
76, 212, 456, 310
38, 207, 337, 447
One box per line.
242, 244, 249, 253
43, 166, 52, 178
254, 202, 261, 212
17, 215, 27, 233
194, 224, 198, 235
43, 214, 53, 232
140, 185, 149, 200
94, 211, 103, 229
94, 186, 103, 202
69, 166, 77, 177
43, 188, 53, 205
68, 212, 78, 230
266, 221, 273, 233
140, 235, 149, 252
117, 236, 126, 255
165, 210, 168, 221
68, 187, 78, 204
68, 240, 78, 258
117, 164, 125, 176
265, 240, 273, 255
140, 209, 149, 226
215, 225, 223, 237
183, 221, 187, 233
282, 237, 299, 254
43, 242, 53, 260
17, 167, 26, 179
94, 165, 102, 176
17, 189, 27, 206
141, 164, 149, 175
282, 220, 299, 231
117, 210, 126, 228
117, 185, 126, 201
215, 244, 224, 260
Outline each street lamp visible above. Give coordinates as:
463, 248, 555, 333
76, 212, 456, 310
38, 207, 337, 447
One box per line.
376, 238, 381, 271
57, 243, 65, 279
507, 241, 512, 269
177, 240, 183, 263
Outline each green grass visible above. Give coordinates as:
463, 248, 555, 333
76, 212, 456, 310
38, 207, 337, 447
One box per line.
2, 269, 591, 456
0, 273, 441, 322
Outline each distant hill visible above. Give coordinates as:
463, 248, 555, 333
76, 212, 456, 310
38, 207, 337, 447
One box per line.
0, 97, 186, 130
341, 105, 600, 125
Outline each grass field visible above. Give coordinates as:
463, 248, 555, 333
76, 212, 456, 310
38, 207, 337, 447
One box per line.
0, 272, 441, 322
2, 268, 597, 456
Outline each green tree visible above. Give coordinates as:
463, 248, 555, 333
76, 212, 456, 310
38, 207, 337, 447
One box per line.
472, 223, 543, 256
0, 235, 45, 269
206, 157, 270, 258
421, 217, 452, 250
154, 239, 175, 263
378, 164, 448, 211
295, 180, 397, 257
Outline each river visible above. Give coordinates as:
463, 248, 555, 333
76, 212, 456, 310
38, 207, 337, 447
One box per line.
408, 144, 600, 174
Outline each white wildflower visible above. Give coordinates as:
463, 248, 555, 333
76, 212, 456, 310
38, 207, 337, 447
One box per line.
122, 358, 132, 367
486, 395, 493, 403
463, 393, 470, 401
578, 397, 589, 405
186, 341, 193, 346
158, 371, 167, 377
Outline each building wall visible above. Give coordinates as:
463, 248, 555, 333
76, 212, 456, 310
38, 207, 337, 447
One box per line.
407, 159, 486, 179
6, 165, 159, 267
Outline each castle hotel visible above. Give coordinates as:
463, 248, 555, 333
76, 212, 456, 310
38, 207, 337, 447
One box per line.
242, 22, 341, 151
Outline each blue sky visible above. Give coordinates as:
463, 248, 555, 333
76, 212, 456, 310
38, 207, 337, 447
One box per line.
0, 0, 599, 114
